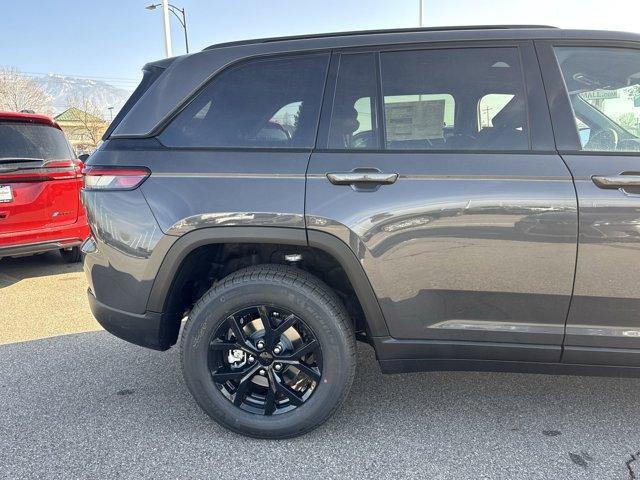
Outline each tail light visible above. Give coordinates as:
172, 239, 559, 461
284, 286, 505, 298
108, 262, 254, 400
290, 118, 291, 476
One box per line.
82, 166, 151, 191
0, 159, 79, 182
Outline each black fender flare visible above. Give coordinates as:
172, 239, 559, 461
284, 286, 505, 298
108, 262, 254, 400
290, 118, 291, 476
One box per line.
146, 226, 390, 337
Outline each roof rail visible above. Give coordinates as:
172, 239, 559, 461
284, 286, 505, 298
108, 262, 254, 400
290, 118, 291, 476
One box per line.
204, 25, 558, 51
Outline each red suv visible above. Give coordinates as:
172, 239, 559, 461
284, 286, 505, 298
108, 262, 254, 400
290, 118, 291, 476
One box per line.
0, 111, 89, 262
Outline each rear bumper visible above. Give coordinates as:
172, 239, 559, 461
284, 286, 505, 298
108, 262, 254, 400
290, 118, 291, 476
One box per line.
0, 239, 83, 257
87, 289, 175, 351
0, 221, 89, 256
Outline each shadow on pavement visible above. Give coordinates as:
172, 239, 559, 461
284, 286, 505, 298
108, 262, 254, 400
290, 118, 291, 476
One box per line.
0, 251, 83, 288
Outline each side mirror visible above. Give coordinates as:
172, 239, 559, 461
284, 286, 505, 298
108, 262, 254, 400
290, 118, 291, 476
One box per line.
78, 154, 90, 162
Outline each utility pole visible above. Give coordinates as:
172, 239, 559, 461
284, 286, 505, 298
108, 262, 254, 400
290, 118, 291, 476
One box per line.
161, 0, 173, 58
482, 106, 493, 128
418, 0, 423, 27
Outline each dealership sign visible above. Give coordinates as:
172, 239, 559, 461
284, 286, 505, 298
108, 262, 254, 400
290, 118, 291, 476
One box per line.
580, 90, 620, 100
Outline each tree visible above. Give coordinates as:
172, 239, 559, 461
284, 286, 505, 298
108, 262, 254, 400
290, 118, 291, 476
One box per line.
0, 67, 52, 114
617, 112, 640, 136
625, 84, 640, 101
60, 95, 108, 153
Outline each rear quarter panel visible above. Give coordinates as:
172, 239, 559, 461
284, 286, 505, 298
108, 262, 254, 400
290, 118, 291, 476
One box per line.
92, 147, 309, 235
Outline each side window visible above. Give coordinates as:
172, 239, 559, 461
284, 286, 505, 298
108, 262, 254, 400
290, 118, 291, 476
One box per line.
328, 53, 379, 149
554, 47, 640, 152
161, 54, 329, 149
380, 47, 529, 151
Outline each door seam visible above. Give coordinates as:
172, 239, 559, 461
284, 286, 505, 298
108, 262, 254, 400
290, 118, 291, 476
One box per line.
532, 40, 579, 360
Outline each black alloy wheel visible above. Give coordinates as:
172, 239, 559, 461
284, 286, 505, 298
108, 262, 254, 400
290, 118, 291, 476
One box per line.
208, 305, 322, 415
181, 265, 356, 439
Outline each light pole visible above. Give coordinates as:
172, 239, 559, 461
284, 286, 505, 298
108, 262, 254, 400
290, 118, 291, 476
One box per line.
418, 0, 423, 27
146, 3, 189, 55
107, 106, 114, 122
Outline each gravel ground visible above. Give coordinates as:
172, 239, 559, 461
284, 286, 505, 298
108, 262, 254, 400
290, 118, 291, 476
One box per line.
1, 332, 640, 480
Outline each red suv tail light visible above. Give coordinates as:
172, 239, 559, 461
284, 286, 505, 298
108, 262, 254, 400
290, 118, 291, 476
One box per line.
82, 166, 151, 191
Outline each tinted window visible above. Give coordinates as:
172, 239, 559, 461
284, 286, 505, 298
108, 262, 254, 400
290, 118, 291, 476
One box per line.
328, 53, 379, 149
161, 54, 329, 149
380, 48, 529, 150
554, 47, 640, 152
0, 122, 72, 160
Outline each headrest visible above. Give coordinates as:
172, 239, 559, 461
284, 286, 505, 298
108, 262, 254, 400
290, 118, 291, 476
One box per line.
337, 106, 360, 136
491, 97, 525, 129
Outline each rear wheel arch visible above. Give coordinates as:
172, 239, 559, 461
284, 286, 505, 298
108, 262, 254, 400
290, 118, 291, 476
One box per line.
147, 226, 389, 346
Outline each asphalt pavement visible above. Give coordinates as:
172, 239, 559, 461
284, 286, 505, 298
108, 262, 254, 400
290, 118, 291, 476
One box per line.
1, 254, 640, 479
0, 252, 100, 345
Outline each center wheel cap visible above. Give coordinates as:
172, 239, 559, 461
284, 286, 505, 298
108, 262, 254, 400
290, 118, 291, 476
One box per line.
258, 351, 274, 366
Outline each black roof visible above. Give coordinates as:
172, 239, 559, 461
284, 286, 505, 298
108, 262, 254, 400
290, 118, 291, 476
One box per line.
204, 25, 558, 51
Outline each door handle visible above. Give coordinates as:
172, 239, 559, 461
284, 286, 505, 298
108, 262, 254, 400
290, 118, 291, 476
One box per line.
592, 174, 640, 189
326, 171, 399, 186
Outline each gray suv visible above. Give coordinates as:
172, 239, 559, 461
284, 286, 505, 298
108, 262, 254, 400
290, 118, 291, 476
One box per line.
83, 25, 640, 438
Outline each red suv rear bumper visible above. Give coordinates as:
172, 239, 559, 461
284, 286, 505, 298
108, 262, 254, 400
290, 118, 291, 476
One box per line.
0, 220, 89, 257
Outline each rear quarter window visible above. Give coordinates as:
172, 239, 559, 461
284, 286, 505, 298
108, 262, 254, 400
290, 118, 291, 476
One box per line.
160, 54, 330, 149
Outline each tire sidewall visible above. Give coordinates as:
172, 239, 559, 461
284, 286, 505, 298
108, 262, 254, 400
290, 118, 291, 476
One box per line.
182, 275, 353, 438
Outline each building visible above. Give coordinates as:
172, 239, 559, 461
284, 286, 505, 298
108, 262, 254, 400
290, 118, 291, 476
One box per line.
54, 107, 108, 154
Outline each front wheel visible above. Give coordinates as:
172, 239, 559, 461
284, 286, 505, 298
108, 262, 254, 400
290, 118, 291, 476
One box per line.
180, 264, 356, 439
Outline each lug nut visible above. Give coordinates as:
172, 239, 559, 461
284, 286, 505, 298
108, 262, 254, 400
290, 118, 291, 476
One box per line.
274, 363, 283, 371
256, 340, 265, 350
248, 355, 255, 363
259, 368, 267, 376
273, 345, 282, 355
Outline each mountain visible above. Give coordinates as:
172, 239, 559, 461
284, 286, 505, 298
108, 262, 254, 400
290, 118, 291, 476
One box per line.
34, 74, 133, 120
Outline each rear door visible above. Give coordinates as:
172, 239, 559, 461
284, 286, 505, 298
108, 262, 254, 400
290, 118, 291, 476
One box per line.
537, 41, 640, 366
306, 41, 578, 362
0, 120, 78, 238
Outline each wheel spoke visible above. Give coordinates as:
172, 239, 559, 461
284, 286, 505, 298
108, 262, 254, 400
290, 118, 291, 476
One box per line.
259, 305, 281, 348
294, 362, 321, 382
232, 365, 260, 406
209, 340, 239, 351
264, 376, 277, 415
225, 315, 258, 355
281, 339, 319, 361
257, 305, 273, 332
212, 363, 258, 383
272, 373, 304, 406
274, 313, 298, 335
227, 314, 247, 343
233, 379, 250, 406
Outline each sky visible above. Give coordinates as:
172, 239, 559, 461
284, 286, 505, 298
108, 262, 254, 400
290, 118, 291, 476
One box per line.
1, 0, 639, 90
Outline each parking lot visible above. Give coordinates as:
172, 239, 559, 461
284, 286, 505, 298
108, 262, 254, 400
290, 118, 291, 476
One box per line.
1, 253, 640, 479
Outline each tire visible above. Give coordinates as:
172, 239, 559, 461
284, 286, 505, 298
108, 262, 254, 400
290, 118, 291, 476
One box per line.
59, 246, 82, 263
180, 264, 356, 439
